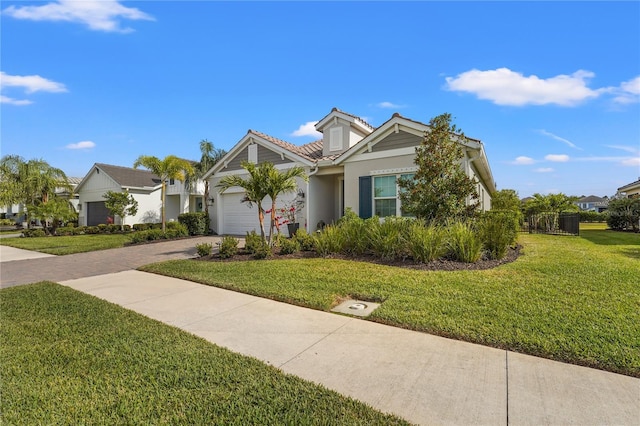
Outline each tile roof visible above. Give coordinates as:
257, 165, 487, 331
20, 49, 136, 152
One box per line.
330, 107, 375, 131
249, 130, 344, 163
67, 177, 83, 186
95, 163, 162, 188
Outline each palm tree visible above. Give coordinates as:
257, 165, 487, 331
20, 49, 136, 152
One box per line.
0, 155, 71, 227
133, 155, 194, 232
264, 164, 307, 244
217, 161, 271, 242
187, 140, 226, 217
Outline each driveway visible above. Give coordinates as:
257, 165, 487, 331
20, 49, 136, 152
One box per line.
0, 236, 222, 288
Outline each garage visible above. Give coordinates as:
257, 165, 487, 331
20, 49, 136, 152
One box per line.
220, 192, 297, 236
86, 201, 111, 226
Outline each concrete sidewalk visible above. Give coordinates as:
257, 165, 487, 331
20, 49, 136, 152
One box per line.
0, 245, 55, 262
61, 270, 640, 426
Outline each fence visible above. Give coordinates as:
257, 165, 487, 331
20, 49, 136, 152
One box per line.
527, 212, 580, 236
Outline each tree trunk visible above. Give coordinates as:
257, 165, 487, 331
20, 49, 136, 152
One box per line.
257, 203, 267, 243
268, 198, 277, 246
161, 181, 166, 233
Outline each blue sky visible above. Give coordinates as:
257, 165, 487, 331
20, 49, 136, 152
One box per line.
2, 1, 639, 198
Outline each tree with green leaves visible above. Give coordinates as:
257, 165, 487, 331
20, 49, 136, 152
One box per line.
398, 113, 479, 222
103, 190, 139, 231
523, 193, 579, 217
217, 161, 270, 242
133, 155, 194, 232
264, 164, 308, 244
30, 197, 77, 235
0, 155, 71, 228
186, 139, 226, 218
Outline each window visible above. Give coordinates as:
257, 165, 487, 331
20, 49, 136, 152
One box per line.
373, 173, 414, 217
169, 178, 175, 185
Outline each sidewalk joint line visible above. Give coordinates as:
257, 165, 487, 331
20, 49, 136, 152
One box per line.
277, 317, 354, 368
506, 350, 510, 425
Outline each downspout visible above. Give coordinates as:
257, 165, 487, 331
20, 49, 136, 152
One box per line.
305, 166, 319, 231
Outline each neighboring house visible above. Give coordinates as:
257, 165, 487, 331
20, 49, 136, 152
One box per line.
617, 178, 640, 199
575, 195, 609, 212
57, 176, 82, 212
76, 163, 206, 227
204, 108, 496, 236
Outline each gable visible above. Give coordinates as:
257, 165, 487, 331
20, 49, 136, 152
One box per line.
371, 130, 421, 153
223, 144, 295, 172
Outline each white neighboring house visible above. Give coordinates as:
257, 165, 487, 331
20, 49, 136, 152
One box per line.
575, 195, 609, 212
76, 163, 206, 227
204, 108, 496, 237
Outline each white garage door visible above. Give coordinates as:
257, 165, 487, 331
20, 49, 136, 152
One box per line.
221, 192, 264, 236
221, 192, 296, 236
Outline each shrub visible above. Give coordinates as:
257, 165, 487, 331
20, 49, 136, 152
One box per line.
195, 242, 213, 257
21, 229, 46, 238
106, 224, 120, 234
607, 198, 640, 232
279, 237, 300, 255
0, 218, 14, 226
407, 222, 446, 263
122, 224, 132, 232
178, 212, 209, 236
165, 223, 189, 238
446, 221, 483, 263
478, 210, 519, 260
55, 227, 75, 236
84, 226, 100, 235
219, 236, 239, 259
252, 239, 272, 259
97, 224, 109, 233
294, 228, 316, 251
244, 230, 263, 254
72, 226, 85, 235
368, 217, 409, 261
337, 210, 369, 255
133, 223, 149, 231
314, 225, 344, 257
579, 211, 606, 223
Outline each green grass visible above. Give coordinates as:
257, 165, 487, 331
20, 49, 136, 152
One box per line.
580, 222, 608, 231
0, 283, 408, 425
141, 230, 640, 377
0, 234, 131, 254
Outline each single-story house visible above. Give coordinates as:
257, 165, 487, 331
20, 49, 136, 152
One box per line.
76, 163, 206, 226
575, 195, 609, 212
204, 108, 496, 236
617, 178, 640, 199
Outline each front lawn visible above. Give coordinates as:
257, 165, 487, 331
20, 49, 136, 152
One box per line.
0, 234, 131, 254
0, 283, 407, 425
141, 231, 640, 377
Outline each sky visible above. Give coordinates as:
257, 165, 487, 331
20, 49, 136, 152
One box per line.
1, 1, 639, 198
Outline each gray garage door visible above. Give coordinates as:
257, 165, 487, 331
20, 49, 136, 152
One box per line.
87, 201, 110, 226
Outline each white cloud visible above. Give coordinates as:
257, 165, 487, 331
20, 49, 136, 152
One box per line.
376, 101, 405, 109
605, 144, 639, 154
291, 121, 321, 138
66, 140, 96, 150
1, 72, 67, 93
545, 154, 570, 162
445, 68, 603, 106
538, 129, 580, 150
2, 0, 154, 33
621, 157, 640, 167
0, 95, 32, 105
534, 167, 554, 173
511, 156, 535, 165
613, 76, 640, 104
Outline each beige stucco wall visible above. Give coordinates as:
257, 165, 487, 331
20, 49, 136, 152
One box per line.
343, 153, 416, 215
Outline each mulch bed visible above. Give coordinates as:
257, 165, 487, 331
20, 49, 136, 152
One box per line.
197, 245, 522, 271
